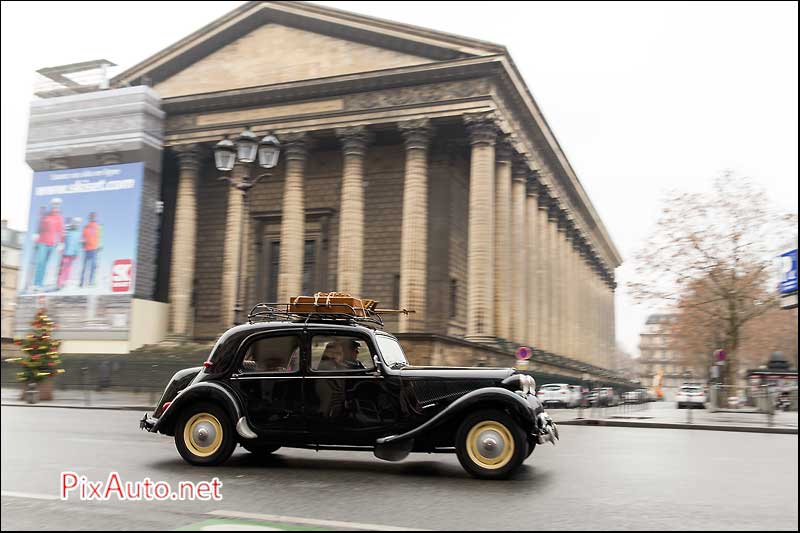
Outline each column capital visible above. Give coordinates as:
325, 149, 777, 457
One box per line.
464, 111, 500, 146
527, 170, 544, 196
173, 143, 203, 172
495, 135, 515, 162
336, 126, 372, 157
281, 132, 311, 161
557, 209, 570, 232
398, 118, 432, 150
511, 153, 531, 183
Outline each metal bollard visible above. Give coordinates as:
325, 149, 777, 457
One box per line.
81, 366, 90, 406
149, 364, 159, 406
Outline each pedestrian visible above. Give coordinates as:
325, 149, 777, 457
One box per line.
33, 199, 64, 289
57, 217, 82, 289
80, 212, 102, 287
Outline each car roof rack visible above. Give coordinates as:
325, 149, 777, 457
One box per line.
247, 297, 414, 330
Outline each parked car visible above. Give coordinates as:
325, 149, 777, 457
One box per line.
587, 387, 607, 406
537, 383, 578, 408
623, 391, 642, 404
140, 301, 559, 480
603, 387, 620, 407
675, 384, 707, 409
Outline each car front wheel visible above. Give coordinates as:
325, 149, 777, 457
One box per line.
456, 409, 527, 480
174, 402, 237, 466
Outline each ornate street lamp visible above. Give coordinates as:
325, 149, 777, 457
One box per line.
213, 127, 282, 325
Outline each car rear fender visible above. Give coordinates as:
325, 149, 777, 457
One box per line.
150, 381, 243, 437
376, 387, 536, 447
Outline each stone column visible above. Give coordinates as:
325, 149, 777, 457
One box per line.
398, 119, 431, 332
221, 163, 248, 326
537, 189, 552, 352
277, 133, 310, 303
564, 221, 576, 359
494, 140, 513, 342
579, 243, 590, 362
526, 176, 540, 349
560, 215, 570, 357
169, 144, 201, 337
510, 159, 528, 344
568, 224, 580, 360
588, 258, 602, 366
547, 202, 561, 355
336, 126, 371, 295
609, 277, 617, 368
464, 112, 498, 342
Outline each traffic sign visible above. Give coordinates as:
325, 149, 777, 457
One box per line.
779, 249, 797, 295
715, 349, 727, 362
516, 346, 532, 360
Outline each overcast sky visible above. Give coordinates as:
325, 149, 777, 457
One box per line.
1, 1, 797, 356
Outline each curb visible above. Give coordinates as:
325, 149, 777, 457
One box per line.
558, 418, 798, 434
1, 402, 152, 411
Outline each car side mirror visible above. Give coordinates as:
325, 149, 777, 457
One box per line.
373, 354, 382, 370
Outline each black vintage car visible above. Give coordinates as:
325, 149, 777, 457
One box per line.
140, 304, 559, 479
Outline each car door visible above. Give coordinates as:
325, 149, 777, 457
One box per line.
304, 330, 400, 446
230, 330, 309, 443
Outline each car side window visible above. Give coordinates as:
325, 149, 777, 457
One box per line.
240, 335, 301, 373
310, 334, 375, 372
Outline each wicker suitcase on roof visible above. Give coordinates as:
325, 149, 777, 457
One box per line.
289, 292, 378, 317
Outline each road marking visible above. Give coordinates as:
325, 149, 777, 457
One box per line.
208, 510, 427, 531
1, 491, 59, 501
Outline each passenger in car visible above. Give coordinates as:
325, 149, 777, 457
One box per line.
318, 342, 344, 370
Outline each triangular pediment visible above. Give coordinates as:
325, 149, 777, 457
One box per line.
154, 23, 436, 98
114, 1, 505, 97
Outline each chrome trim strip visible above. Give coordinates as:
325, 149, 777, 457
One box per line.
231, 375, 304, 380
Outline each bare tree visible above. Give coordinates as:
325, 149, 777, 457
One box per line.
629, 172, 797, 386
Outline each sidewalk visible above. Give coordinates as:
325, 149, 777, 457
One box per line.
549, 401, 798, 434
1, 387, 155, 410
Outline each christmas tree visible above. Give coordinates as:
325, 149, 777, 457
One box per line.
10, 307, 65, 383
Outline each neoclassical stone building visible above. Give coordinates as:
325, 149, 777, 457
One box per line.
25, 2, 622, 378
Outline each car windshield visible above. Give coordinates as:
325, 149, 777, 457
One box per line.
681, 386, 702, 392
376, 335, 408, 368
541, 385, 564, 391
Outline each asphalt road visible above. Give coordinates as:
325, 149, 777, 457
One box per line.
1, 406, 798, 531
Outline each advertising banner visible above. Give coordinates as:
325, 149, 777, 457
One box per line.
15, 163, 144, 335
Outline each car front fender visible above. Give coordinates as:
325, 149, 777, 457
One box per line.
376, 387, 537, 446
150, 381, 244, 436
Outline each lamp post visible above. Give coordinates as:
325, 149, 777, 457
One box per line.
213, 127, 281, 325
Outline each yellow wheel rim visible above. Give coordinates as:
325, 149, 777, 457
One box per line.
183, 413, 223, 457
466, 420, 515, 470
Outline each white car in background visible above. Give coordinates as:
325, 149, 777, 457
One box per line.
537, 383, 579, 408
676, 384, 707, 409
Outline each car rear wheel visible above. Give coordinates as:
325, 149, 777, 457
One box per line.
241, 442, 281, 455
456, 409, 527, 480
174, 402, 237, 466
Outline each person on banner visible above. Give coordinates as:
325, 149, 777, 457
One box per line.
25, 205, 47, 291
33, 199, 64, 290
80, 212, 103, 288
57, 217, 82, 290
